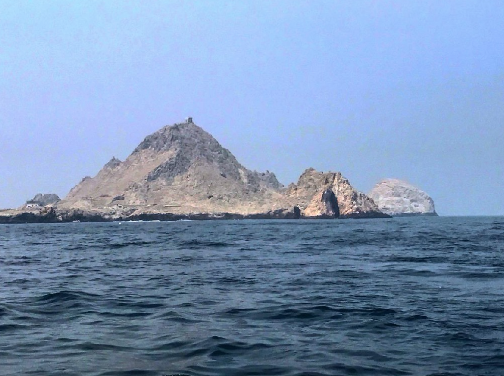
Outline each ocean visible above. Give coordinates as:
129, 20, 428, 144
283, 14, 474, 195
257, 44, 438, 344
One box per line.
0, 217, 503, 376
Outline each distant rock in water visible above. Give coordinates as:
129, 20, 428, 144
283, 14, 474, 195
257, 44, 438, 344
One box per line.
25, 193, 60, 207
368, 179, 437, 216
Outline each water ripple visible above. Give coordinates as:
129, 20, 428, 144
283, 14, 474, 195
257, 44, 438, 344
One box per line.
0, 218, 503, 375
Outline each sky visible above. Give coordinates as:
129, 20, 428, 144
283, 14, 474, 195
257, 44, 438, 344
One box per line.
1, 0, 503, 215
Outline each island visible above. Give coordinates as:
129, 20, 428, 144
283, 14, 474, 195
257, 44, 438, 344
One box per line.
1, 119, 437, 223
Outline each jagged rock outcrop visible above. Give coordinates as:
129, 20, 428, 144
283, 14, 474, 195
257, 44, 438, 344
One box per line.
285, 168, 388, 218
25, 193, 61, 207
0, 207, 107, 224
368, 179, 437, 216
53, 121, 388, 220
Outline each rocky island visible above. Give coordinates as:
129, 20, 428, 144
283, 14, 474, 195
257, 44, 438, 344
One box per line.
2, 119, 403, 223
368, 178, 437, 216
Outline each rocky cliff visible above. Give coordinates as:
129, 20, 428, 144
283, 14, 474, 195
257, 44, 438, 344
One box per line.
285, 168, 387, 218
368, 179, 437, 216
55, 120, 388, 220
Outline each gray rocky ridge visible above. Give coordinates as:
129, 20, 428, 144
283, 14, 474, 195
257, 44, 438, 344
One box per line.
368, 178, 437, 216
25, 193, 61, 207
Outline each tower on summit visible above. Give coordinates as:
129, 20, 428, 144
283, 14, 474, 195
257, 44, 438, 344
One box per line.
185, 117, 193, 123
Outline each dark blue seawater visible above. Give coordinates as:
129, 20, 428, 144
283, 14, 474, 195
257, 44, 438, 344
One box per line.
1, 217, 503, 376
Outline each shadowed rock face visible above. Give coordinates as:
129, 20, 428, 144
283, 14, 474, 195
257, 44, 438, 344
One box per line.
368, 179, 437, 216
321, 189, 339, 217
303, 188, 340, 218
56, 121, 388, 220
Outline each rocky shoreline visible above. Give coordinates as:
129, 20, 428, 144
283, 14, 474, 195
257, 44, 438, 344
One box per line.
0, 206, 390, 224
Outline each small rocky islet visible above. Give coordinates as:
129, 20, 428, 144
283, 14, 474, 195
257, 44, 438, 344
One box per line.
0, 120, 437, 223
368, 178, 437, 217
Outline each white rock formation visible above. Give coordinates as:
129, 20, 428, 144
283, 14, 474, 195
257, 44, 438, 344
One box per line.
368, 179, 437, 216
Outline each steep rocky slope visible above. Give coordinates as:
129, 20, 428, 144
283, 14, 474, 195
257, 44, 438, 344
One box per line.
59, 121, 287, 216
368, 178, 437, 216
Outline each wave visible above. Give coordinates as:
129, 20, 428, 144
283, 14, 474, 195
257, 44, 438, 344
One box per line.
35, 290, 101, 303
2, 218, 504, 376
177, 239, 232, 249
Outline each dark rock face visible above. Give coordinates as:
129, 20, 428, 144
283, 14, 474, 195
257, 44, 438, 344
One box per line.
0, 206, 303, 223
2, 207, 57, 223
293, 206, 301, 219
321, 189, 340, 218
146, 152, 191, 182
26, 193, 61, 206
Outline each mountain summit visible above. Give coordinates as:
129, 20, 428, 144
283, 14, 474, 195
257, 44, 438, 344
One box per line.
58, 120, 387, 219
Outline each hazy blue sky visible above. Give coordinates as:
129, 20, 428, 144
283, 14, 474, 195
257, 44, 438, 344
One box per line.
1, 0, 503, 215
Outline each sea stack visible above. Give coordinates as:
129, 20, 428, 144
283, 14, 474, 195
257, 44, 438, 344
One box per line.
368, 179, 437, 217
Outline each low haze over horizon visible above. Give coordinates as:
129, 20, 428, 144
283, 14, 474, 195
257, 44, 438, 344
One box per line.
1, 0, 503, 215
